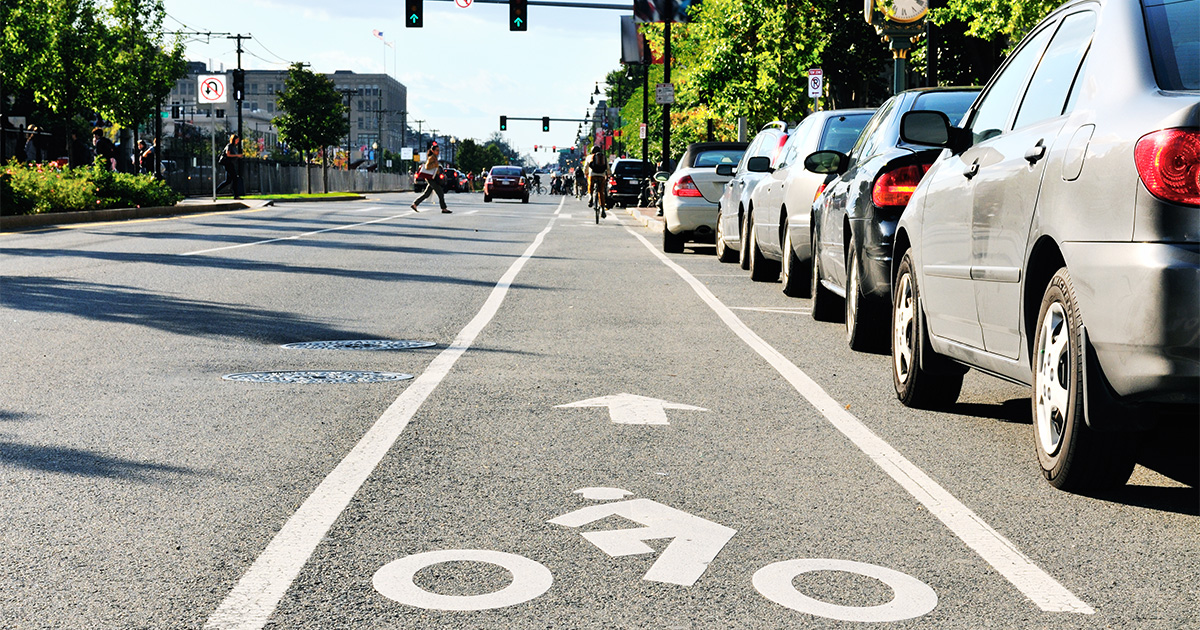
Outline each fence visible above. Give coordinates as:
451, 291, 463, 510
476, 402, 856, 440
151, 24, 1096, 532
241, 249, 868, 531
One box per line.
163, 158, 412, 197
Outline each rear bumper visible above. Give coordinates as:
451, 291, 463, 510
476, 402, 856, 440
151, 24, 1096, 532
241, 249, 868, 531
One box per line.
664, 196, 718, 235
486, 185, 526, 199
1063, 241, 1199, 404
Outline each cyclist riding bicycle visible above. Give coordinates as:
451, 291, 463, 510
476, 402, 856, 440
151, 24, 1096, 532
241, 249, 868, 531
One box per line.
586, 145, 609, 220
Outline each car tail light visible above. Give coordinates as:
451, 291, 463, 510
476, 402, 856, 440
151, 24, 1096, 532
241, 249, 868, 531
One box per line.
872, 164, 930, 207
519, 177, 526, 187
672, 175, 704, 197
1135, 128, 1200, 206
813, 183, 827, 201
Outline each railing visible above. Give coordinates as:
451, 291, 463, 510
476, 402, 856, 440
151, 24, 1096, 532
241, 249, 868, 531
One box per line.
163, 158, 412, 197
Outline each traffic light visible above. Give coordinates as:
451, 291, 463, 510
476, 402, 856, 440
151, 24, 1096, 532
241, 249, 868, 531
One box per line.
542, 116, 550, 132
499, 115, 507, 131
534, 145, 538, 151
231, 69, 245, 101
510, 0, 527, 31
552, 146, 556, 152
406, 0, 423, 27
171, 105, 181, 119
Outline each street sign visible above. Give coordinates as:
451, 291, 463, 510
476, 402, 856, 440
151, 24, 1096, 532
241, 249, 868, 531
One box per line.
386, 159, 393, 168
198, 75, 227, 104
655, 82, 675, 105
639, 123, 647, 139
401, 147, 413, 160
454, 0, 472, 6
807, 68, 824, 98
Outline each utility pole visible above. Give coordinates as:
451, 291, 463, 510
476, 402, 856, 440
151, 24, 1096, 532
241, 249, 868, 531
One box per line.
337, 87, 359, 169
413, 119, 425, 151
641, 38, 649, 166
227, 34, 250, 143
662, 19, 671, 170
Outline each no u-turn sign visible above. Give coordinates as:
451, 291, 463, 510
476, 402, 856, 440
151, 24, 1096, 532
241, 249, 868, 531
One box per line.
198, 75, 228, 104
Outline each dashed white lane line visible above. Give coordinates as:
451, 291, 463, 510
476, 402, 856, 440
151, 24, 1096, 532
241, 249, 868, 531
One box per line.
731, 306, 812, 315
181, 211, 415, 256
625, 226, 1094, 615
205, 199, 567, 629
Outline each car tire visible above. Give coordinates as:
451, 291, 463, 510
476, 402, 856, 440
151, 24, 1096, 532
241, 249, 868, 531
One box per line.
739, 210, 751, 271
663, 224, 685, 253
781, 219, 811, 298
748, 212, 780, 282
715, 211, 738, 263
484, 194, 492, 202
1032, 267, 1136, 491
810, 240, 842, 322
522, 195, 529, 204
846, 247, 887, 352
892, 251, 965, 410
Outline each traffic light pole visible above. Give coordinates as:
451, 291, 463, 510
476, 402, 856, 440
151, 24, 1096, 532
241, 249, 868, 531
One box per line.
228, 34, 250, 145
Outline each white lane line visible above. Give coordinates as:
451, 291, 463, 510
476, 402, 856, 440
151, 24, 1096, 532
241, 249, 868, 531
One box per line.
205, 198, 566, 630
624, 225, 1094, 615
463, 210, 479, 215
348, 206, 382, 213
181, 211, 415, 256
730, 306, 813, 315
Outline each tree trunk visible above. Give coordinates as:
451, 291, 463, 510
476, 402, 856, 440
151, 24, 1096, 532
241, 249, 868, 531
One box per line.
322, 146, 328, 193
305, 151, 312, 194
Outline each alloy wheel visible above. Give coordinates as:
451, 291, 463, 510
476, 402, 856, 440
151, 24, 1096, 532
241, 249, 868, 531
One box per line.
1035, 302, 1070, 456
893, 272, 915, 382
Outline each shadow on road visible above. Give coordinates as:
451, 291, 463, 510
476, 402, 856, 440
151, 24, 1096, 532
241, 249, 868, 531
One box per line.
0, 440, 196, 482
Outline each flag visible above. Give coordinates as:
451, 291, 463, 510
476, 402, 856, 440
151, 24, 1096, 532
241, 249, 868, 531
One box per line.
372, 29, 385, 40
385, 40, 395, 48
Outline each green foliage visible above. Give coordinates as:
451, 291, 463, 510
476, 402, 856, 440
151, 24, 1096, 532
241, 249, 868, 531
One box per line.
456, 138, 510, 174
274, 63, 349, 157
2, 160, 181, 215
96, 0, 187, 129
934, 0, 1059, 50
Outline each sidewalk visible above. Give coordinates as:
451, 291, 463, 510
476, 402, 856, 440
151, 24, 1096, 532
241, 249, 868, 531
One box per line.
0, 198, 274, 232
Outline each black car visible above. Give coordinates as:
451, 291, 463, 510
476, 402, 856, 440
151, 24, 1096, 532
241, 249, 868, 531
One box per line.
413, 166, 462, 193
607, 159, 653, 207
804, 87, 979, 350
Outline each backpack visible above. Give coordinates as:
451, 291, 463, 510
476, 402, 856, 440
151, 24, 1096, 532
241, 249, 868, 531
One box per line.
589, 153, 605, 172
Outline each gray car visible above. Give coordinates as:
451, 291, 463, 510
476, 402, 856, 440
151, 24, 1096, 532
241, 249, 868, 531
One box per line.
713, 122, 790, 265
892, 0, 1198, 492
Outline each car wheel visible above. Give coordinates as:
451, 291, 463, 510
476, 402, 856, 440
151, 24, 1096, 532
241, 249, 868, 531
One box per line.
748, 213, 780, 282
810, 241, 842, 322
663, 224, 685, 253
1032, 267, 1136, 491
846, 247, 886, 352
715, 211, 737, 263
522, 195, 529, 203
484, 194, 492, 202
892, 251, 965, 409
739, 211, 751, 270
781, 220, 811, 298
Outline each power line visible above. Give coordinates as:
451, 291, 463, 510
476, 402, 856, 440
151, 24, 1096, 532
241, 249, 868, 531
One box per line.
249, 36, 296, 66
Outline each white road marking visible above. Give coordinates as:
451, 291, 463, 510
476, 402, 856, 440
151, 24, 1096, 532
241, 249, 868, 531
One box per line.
623, 225, 1094, 615
463, 210, 479, 215
549, 495, 736, 587
575, 487, 634, 501
556, 393, 707, 425
560, 213, 573, 219
348, 206, 382, 213
181, 211, 416, 256
372, 550, 553, 611
204, 198, 566, 630
692, 273, 747, 277
731, 306, 813, 315
753, 558, 938, 622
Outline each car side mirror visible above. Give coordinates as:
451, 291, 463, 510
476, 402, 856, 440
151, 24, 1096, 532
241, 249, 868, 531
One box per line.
900, 110, 955, 148
653, 171, 671, 183
746, 156, 773, 173
803, 150, 847, 175
715, 163, 735, 176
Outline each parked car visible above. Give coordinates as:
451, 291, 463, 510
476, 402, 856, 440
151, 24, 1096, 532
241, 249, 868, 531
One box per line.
661, 142, 748, 253
743, 109, 875, 295
607, 159, 653, 208
892, 0, 1198, 491
413, 166, 460, 194
484, 165, 529, 203
714, 122, 791, 265
804, 87, 979, 349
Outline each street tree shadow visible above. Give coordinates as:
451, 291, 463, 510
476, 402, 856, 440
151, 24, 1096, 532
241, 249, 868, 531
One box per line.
0, 411, 36, 423
0, 440, 196, 482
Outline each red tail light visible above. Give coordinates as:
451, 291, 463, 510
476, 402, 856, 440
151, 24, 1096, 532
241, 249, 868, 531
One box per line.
672, 174, 704, 197
608, 176, 618, 188
813, 183, 827, 201
1135, 128, 1200, 206
519, 177, 526, 187
872, 164, 930, 207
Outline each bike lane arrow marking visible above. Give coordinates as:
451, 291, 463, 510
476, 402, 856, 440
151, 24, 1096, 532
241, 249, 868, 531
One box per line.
555, 393, 706, 425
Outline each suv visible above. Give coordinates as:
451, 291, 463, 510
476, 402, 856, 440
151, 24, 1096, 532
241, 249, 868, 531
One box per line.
607, 159, 653, 208
891, 0, 1198, 491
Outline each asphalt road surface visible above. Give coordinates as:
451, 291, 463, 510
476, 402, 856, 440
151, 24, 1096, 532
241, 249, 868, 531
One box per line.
1, 190, 1195, 629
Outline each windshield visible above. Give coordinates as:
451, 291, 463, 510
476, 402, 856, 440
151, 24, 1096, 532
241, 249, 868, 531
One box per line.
614, 161, 651, 176
818, 114, 873, 154
912, 91, 979, 125
1143, 0, 1199, 90
692, 149, 745, 168
491, 167, 522, 176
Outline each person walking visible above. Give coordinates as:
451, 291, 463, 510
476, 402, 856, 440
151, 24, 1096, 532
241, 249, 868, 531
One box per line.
586, 145, 609, 218
92, 127, 118, 171
21, 126, 38, 163
215, 134, 243, 199
411, 143, 450, 213
573, 166, 587, 199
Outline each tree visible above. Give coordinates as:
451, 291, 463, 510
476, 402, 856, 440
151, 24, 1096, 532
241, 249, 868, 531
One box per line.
97, 0, 186, 133
274, 63, 347, 193
935, 0, 1058, 49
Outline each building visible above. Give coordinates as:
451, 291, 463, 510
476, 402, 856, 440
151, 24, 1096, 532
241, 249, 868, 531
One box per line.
165, 63, 409, 162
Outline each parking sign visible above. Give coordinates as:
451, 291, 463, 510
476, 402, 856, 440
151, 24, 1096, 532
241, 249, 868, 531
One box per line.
807, 69, 823, 98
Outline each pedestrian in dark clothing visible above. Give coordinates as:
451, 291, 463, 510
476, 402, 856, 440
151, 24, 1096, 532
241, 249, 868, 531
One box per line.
136, 140, 156, 176
69, 131, 93, 168
21, 126, 38, 163
92, 128, 118, 170
215, 134, 243, 198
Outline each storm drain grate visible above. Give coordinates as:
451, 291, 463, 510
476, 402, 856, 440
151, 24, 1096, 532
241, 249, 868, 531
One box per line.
223, 370, 414, 384
280, 340, 436, 351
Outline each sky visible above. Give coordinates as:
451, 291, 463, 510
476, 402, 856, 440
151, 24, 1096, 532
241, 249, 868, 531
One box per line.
161, 0, 630, 162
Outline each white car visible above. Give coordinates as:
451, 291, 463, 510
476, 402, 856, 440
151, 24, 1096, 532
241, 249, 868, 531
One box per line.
743, 109, 875, 295
661, 142, 748, 253
714, 122, 791, 265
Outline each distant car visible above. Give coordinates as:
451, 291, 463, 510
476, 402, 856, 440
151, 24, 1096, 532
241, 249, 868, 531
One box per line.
607, 159, 653, 208
413, 166, 460, 193
805, 87, 979, 350
892, 0, 1198, 491
714, 122, 791, 265
743, 109, 875, 295
661, 142, 748, 253
484, 165, 529, 203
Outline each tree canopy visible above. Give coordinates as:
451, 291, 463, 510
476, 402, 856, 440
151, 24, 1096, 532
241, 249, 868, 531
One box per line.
274, 63, 348, 158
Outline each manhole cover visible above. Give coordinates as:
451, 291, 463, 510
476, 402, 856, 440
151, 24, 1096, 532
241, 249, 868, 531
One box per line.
223, 370, 414, 384
281, 340, 436, 351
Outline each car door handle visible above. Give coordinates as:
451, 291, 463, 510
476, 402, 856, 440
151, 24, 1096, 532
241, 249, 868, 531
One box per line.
1024, 141, 1046, 164
963, 159, 979, 179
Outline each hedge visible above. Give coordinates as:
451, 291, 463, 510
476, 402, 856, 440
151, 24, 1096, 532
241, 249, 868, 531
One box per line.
1, 159, 183, 216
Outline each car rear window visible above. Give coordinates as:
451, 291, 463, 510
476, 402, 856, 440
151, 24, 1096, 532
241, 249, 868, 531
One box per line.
691, 149, 745, 167
614, 161, 651, 176
818, 113, 873, 154
1143, 0, 1199, 90
912, 91, 979, 125
492, 167, 522, 176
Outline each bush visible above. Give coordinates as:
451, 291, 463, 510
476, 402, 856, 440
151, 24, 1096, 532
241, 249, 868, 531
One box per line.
1, 159, 183, 215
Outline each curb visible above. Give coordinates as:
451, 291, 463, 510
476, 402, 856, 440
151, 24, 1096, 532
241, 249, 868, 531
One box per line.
624, 206, 665, 232
0, 200, 269, 232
